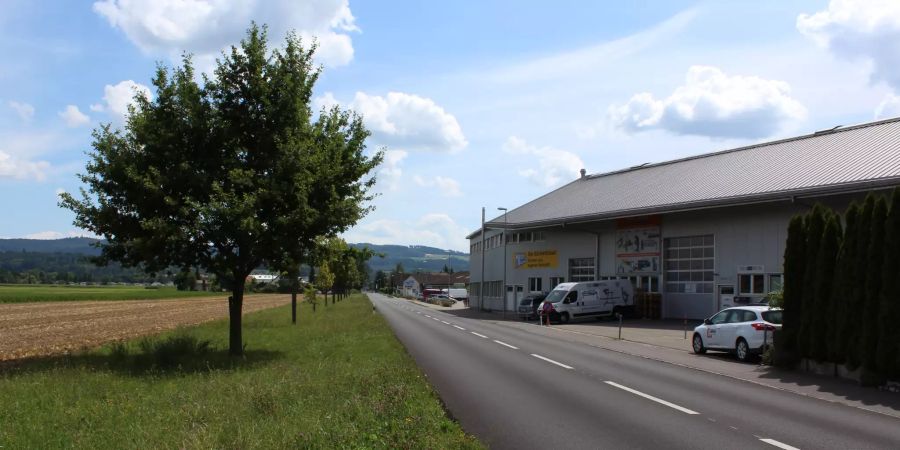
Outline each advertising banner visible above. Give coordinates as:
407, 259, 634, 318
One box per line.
514, 250, 558, 269
615, 217, 661, 274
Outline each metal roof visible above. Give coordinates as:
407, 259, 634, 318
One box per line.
475, 117, 900, 234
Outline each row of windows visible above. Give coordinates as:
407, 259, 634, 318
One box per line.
507, 231, 546, 243
569, 257, 596, 282
738, 273, 782, 295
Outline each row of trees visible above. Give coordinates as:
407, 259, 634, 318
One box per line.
0, 252, 172, 284
781, 190, 900, 379
60, 25, 383, 355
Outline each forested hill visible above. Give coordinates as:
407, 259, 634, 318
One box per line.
350, 243, 469, 273
0, 238, 469, 281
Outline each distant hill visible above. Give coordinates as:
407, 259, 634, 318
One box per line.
0, 237, 101, 255
0, 238, 469, 280
350, 243, 469, 274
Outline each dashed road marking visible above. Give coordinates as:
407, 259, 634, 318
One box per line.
493, 340, 518, 350
453, 325, 466, 330
603, 381, 699, 415
441, 320, 450, 325
531, 354, 574, 370
471, 332, 488, 339
759, 438, 800, 450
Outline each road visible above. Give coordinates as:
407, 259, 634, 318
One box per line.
370, 293, 900, 449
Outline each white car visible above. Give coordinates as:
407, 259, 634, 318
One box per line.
692, 306, 782, 362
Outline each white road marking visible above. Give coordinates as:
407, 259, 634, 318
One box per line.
432, 318, 440, 321
759, 438, 800, 450
424, 315, 431, 318
603, 381, 699, 415
453, 325, 466, 330
441, 320, 450, 325
471, 332, 488, 339
493, 340, 519, 350
531, 354, 574, 370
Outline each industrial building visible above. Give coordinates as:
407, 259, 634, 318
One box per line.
468, 117, 900, 319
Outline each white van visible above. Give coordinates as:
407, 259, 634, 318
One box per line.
442, 288, 468, 301
538, 281, 634, 323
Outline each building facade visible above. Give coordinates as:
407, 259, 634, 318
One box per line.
468, 118, 900, 319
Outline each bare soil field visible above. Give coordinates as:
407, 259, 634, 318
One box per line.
0, 294, 291, 361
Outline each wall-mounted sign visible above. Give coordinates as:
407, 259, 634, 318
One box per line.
514, 250, 558, 269
615, 216, 661, 274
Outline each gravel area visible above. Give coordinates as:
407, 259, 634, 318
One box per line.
0, 294, 291, 361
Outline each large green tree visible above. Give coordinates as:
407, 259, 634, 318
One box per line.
847, 195, 876, 369
831, 202, 860, 364
781, 214, 806, 358
877, 188, 900, 377
861, 195, 887, 371
810, 211, 840, 362
798, 205, 825, 359
61, 25, 381, 355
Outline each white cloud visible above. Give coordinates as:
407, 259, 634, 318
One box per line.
413, 175, 462, 197
377, 149, 407, 192
875, 93, 900, 119
58, 105, 91, 127
8, 101, 34, 122
93, 0, 358, 67
607, 66, 806, 139
798, 0, 900, 90
0, 150, 49, 181
97, 80, 152, 123
345, 213, 470, 251
333, 91, 467, 153
502, 136, 584, 188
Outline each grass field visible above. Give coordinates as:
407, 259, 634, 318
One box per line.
0, 284, 223, 303
0, 294, 482, 449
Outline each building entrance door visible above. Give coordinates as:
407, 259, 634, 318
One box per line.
717, 285, 735, 311
506, 285, 523, 312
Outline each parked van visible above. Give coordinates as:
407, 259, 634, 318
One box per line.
538, 281, 634, 323
442, 288, 468, 301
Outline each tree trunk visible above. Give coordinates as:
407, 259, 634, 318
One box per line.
291, 279, 298, 324
228, 279, 245, 356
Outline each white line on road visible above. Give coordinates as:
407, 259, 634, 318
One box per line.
453, 325, 466, 330
531, 354, 574, 370
424, 315, 431, 318
471, 332, 488, 339
493, 340, 519, 350
441, 321, 450, 325
432, 318, 440, 321
604, 381, 699, 415
759, 438, 800, 450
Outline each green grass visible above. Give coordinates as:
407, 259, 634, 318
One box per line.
0, 294, 482, 449
0, 284, 223, 303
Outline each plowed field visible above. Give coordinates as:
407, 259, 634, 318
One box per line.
0, 294, 291, 361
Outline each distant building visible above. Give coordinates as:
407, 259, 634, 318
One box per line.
391, 271, 469, 297
247, 273, 278, 284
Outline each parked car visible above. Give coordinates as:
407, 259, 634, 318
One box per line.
692, 306, 782, 362
536, 281, 635, 323
517, 293, 546, 320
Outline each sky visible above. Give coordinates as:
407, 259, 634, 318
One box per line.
2, 0, 900, 251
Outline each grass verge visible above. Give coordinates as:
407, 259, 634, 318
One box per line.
0, 284, 223, 303
0, 294, 482, 449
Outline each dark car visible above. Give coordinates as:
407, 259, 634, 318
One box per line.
517, 293, 547, 320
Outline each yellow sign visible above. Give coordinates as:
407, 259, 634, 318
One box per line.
514, 250, 558, 269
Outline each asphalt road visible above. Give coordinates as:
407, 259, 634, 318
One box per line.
369, 293, 900, 450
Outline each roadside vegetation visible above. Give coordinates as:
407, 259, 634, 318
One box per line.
0, 284, 222, 303
780, 188, 900, 384
0, 294, 481, 449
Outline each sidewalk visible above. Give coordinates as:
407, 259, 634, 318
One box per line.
436, 305, 900, 420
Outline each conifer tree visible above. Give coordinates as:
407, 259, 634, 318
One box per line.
847, 195, 876, 369
877, 188, 900, 377
861, 195, 887, 371
831, 202, 859, 364
811, 211, 840, 362
799, 205, 825, 359
781, 214, 807, 357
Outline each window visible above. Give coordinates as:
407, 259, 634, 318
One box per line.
569, 257, 595, 282
528, 277, 542, 292
549, 276, 565, 288
664, 235, 714, 294
534, 231, 546, 241
738, 273, 765, 295
768, 274, 783, 292
506, 233, 519, 244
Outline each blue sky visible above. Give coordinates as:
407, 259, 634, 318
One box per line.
3, 0, 900, 251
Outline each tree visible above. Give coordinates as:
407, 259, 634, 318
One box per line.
174, 269, 197, 291
315, 264, 335, 306
60, 25, 381, 355
847, 195, 876, 369
798, 205, 825, 359
831, 202, 860, 364
393, 262, 404, 275
781, 214, 806, 359
810, 211, 840, 362
861, 195, 887, 372
878, 188, 900, 377
373, 270, 387, 291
